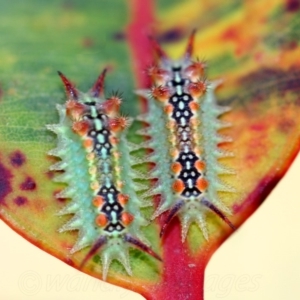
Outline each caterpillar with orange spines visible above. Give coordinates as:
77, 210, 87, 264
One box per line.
135, 31, 236, 241
47, 69, 161, 280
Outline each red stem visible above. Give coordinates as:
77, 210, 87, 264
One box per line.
127, 0, 155, 112
153, 219, 206, 300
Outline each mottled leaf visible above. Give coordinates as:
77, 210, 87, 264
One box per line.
1, 1, 300, 300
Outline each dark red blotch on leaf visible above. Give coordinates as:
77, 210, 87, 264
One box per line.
0, 163, 13, 205
9, 151, 26, 167
158, 28, 184, 43
286, 0, 300, 12
20, 177, 37, 191
14, 196, 28, 206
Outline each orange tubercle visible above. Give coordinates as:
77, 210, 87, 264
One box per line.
95, 214, 108, 227
108, 116, 129, 132
189, 101, 199, 112
151, 86, 171, 102
164, 104, 173, 115
72, 120, 90, 136
172, 179, 185, 194
117, 193, 129, 206
196, 177, 208, 192
66, 100, 86, 120
195, 160, 206, 172
121, 212, 134, 225
83, 138, 94, 149
109, 136, 119, 145
92, 195, 105, 207
184, 61, 206, 81
100, 96, 122, 116
148, 65, 170, 86
171, 162, 182, 174
187, 81, 206, 98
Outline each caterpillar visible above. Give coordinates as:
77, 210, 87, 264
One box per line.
135, 31, 235, 241
47, 69, 161, 280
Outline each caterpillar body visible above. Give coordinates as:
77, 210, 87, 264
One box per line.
136, 31, 235, 241
47, 70, 161, 280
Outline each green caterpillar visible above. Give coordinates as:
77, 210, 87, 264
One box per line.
47, 70, 161, 280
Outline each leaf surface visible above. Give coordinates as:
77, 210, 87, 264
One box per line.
1, 1, 300, 299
